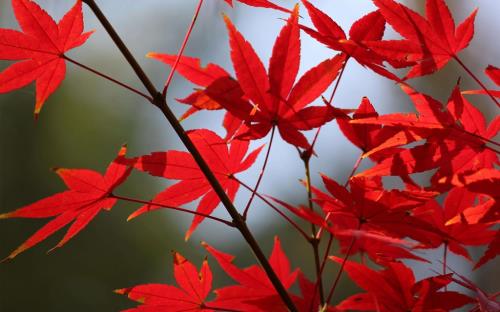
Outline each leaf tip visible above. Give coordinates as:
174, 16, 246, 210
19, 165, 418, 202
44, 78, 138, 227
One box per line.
127, 206, 149, 221
184, 230, 192, 242
126, 214, 135, 222
173, 251, 187, 265
118, 143, 128, 157
46, 245, 60, 254
146, 52, 157, 59
222, 13, 232, 27
114, 288, 126, 295
5, 244, 26, 261
0, 256, 12, 264
0, 212, 13, 219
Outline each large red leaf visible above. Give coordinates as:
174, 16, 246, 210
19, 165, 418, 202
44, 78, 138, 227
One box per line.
0, 0, 93, 116
333, 258, 474, 311
0, 146, 131, 260
204, 237, 298, 312
129, 129, 262, 239
369, 0, 477, 78
117, 252, 214, 312
301, 0, 401, 81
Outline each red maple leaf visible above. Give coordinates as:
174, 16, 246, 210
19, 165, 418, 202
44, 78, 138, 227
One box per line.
0, 146, 131, 260
336, 97, 414, 162
117, 252, 214, 312
412, 187, 496, 261
333, 258, 474, 311
146, 53, 243, 140
0, 0, 93, 117
204, 237, 298, 312
446, 168, 500, 267
352, 84, 499, 187
311, 175, 441, 260
206, 7, 344, 149
128, 129, 262, 239
147, 53, 230, 121
300, 0, 403, 81
368, 0, 477, 79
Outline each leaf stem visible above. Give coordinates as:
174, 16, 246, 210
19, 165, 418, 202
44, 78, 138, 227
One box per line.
453, 126, 500, 148
83, 1, 297, 310
64, 55, 153, 102
326, 235, 356, 304
328, 57, 348, 105
307, 56, 349, 155
300, 59, 350, 305
302, 155, 325, 305
443, 242, 448, 291
454, 56, 500, 108
243, 126, 275, 219
315, 153, 362, 239
234, 177, 310, 241
110, 194, 235, 227
81, 0, 158, 100
162, 0, 204, 98
311, 233, 334, 311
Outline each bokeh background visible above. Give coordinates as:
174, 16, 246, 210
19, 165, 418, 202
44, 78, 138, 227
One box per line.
1, 0, 498, 311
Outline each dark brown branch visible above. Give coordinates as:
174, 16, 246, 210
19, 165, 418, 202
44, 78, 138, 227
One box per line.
82, 1, 297, 310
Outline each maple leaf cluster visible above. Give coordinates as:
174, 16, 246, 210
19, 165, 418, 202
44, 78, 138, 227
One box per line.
0, 0, 498, 311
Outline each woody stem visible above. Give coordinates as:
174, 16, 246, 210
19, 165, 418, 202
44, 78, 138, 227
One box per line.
302, 156, 325, 305
82, 1, 298, 310
326, 235, 356, 304
243, 126, 275, 219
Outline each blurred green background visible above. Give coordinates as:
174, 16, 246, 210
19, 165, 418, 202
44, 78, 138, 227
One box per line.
1, 1, 498, 311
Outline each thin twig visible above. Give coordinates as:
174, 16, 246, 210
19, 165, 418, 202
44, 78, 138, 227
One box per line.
328, 57, 348, 105
326, 236, 356, 304
302, 155, 325, 305
454, 56, 500, 108
234, 177, 310, 241
311, 233, 334, 311
315, 153, 362, 239
443, 242, 448, 291
243, 126, 275, 219
111, 194, 235, 227
64, 55, 153, 102
162, 0, 204, 97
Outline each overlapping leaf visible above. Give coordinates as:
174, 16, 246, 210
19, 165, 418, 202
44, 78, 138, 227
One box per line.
300, 0, 402, 81
412, 187, 496, 260
352, 84, 499, 188
206, 7, 344, 148
117, 252, 214, 312
368, 0, 477, 78
147, 53, 231, 120
0, 0, 93, 116
129, 129, 262, 239
333, 258, 473, 311
204, 237, 298, 312
310, 174, 441, 261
